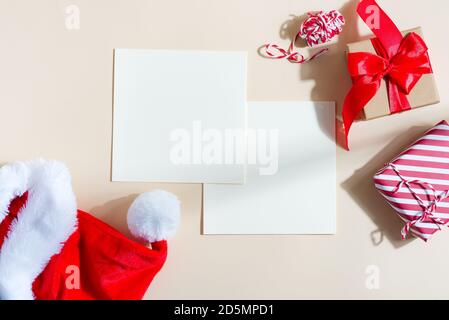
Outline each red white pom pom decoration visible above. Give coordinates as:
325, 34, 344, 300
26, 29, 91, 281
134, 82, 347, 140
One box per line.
299, 10, 345, 47
262, 10, 345, 64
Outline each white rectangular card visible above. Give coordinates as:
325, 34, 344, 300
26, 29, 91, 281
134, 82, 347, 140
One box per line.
203, 102, 336, 234
112, 49, 247, 183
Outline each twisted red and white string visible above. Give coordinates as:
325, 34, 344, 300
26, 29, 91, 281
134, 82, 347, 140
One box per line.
300, 10, 345, 47
263, 10, 344, 64
263, 43, 328, 64
387, 163, 449, 240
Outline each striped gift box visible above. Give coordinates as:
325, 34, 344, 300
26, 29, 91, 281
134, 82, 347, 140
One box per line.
374, 121, 449, 242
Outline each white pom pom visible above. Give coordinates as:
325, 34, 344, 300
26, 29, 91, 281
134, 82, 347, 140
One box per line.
127, 190, 181, 243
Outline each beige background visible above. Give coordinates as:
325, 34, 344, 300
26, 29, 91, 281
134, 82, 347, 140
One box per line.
1, 0, 448, 299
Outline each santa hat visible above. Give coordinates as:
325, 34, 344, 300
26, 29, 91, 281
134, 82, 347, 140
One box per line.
0, 159, 180, 300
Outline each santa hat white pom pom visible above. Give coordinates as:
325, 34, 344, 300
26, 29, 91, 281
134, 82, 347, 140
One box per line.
127, 190, 181, 243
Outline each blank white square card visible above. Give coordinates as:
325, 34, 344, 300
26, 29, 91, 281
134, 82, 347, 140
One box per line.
112, 49, 247, 183
203, 101, 336, 234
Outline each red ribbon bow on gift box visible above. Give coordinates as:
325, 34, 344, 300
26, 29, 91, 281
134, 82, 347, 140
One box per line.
342, 0, 433, 149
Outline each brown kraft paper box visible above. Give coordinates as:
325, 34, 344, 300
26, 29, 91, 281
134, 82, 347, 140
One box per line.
346, 27, 440, 120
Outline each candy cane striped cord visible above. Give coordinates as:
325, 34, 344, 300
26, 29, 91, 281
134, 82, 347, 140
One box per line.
262, 10, 344, 64
263, 43, 328, 64
300, 10, 345, 47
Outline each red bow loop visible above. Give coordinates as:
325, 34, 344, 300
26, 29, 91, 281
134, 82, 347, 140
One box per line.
388, 32, 432, 94
348, 32, 431, 94
347, 52, 389, 78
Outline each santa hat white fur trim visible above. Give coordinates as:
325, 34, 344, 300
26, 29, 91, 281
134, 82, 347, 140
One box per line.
127, 190, 181, 243
0, 161, 180, 300
0, 160, 77, 300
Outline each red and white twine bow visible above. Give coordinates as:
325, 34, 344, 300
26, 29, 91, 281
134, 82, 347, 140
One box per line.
387, 163, 449, 240
299, 10, 345, 47
263, 10, 344, 64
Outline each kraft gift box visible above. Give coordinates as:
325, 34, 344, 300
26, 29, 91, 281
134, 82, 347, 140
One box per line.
346, 27, 440, 120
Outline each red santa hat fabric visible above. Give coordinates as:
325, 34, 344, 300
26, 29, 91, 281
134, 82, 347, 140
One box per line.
0, 160, 180, 300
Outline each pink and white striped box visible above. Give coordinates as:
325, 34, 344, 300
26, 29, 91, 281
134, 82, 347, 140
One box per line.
374, 121, 449, 242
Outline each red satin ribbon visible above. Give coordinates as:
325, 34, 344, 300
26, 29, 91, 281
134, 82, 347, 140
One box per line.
342, 0, 433, 149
